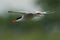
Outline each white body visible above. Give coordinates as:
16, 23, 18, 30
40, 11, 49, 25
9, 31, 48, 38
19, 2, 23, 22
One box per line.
32, 14, 44, 21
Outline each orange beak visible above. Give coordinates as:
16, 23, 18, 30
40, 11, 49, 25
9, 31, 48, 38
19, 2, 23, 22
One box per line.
12, 20, 16, 23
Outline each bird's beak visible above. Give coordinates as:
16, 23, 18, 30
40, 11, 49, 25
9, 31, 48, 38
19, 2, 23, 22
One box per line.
12, 20, 16, 23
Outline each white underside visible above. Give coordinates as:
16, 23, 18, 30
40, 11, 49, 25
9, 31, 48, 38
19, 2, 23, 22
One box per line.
32, 15, 44, 21
16, 14, 44, 22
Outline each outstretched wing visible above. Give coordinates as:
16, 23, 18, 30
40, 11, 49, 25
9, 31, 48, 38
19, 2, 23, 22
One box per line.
8, 11, 26, 15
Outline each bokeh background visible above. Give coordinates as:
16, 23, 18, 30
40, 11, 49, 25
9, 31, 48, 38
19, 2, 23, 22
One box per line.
0, 0, 60, 40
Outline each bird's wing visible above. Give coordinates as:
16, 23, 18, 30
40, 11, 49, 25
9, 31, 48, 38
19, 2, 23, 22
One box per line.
8, 11, 26, 15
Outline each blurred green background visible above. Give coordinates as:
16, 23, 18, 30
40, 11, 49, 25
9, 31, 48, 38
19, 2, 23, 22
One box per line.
0, 0, 60, 40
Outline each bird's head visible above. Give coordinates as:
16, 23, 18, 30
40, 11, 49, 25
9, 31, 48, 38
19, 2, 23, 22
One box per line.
12, 16, 24, 23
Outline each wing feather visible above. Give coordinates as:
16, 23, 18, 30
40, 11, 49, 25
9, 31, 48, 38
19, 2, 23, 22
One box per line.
8, 11, 26, 15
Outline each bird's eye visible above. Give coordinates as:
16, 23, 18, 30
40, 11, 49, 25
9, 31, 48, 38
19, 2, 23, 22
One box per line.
16, 16, 22, 20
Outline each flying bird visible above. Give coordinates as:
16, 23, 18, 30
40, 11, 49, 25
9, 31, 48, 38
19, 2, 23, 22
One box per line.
8, 11, 56, 23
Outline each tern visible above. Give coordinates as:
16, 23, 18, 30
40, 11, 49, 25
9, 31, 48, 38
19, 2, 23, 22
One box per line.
8, 11, 55, 23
